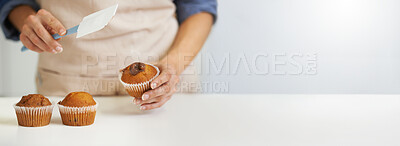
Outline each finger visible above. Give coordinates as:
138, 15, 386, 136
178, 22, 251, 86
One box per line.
20, 34, 43, 53
133, 98, 140, 105
37, 9, 66, 36
24, 25, 55, 53
151, 70, 171, 89
30, 21, 62, 53
140, 95, 171, 110
28, 15, 62, 53
140, 96, 162, 105
44, 25, 56, 34
142, 84, 171, 100
133, 98, 146, 105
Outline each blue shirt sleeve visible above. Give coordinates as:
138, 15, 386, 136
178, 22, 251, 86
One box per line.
0, 0, 10, 9
0, 0, 40, 41
174, 0, 217, 24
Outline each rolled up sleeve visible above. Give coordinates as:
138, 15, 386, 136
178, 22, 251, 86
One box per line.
174, 0, 217, 24
0, 0, 39, 41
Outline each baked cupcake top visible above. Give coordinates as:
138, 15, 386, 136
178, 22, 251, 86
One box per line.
16, 94, 52, 107
59, 92, 96, 107
120, 62, 158, 84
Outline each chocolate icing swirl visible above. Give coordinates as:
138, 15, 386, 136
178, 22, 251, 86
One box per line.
129, 62, 145, 76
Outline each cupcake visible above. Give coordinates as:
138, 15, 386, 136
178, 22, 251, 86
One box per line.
119, 62, 160, 98
58, 92, 97, 126
13, 94, 54, 127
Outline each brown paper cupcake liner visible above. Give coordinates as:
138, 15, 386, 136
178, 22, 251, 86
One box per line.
119, 62, 160, 98
13, 104, 54, 127
57, 103, 97, 126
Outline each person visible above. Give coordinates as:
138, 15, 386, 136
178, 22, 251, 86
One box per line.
0, 0, 217, 110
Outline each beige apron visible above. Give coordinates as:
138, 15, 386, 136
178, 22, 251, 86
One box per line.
35, 0, 198, 96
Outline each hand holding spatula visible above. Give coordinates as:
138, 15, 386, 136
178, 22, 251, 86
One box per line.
21, 4, 118, 52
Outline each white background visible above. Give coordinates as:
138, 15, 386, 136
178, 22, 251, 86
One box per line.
1, 0, 400, 96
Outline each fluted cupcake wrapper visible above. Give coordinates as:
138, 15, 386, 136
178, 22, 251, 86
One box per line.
13, 104, 54, 127
119, 62, 160, 98
57, 103, 98, 126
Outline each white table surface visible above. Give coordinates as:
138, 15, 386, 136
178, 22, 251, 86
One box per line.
0, 94, 400, 146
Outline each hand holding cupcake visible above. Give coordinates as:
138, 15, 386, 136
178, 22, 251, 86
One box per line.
120, 62, 180, 110
119, 62, 160, 98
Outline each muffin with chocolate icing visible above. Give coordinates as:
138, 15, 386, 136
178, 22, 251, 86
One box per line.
119, 62, 160, 98
14, 94, 54, 127
58, 92, 97, 126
